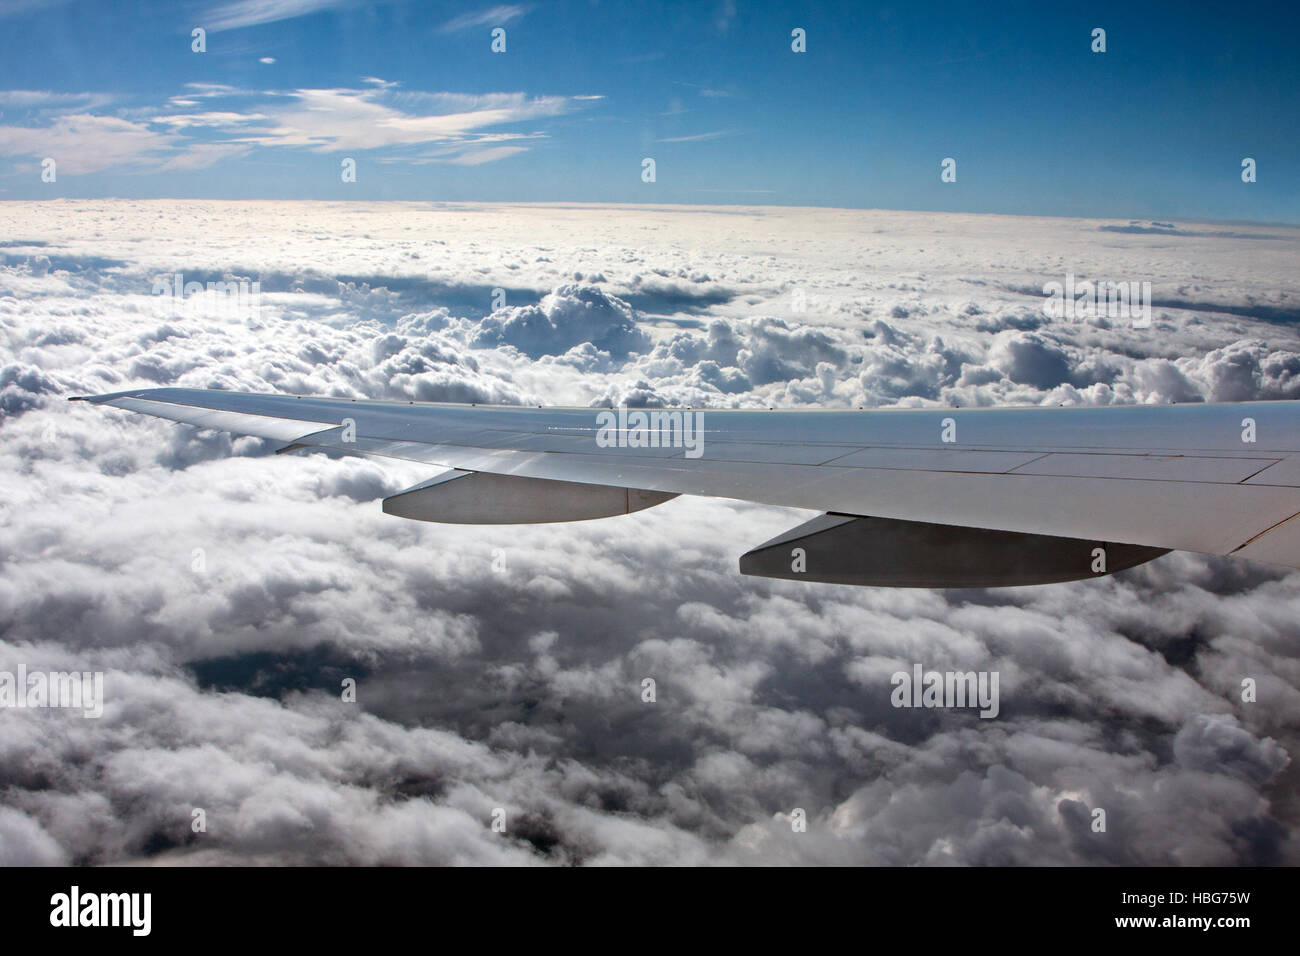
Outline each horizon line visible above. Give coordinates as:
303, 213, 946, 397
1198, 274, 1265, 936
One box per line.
1, 196, 1297, 230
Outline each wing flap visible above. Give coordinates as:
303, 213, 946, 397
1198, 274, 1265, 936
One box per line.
1011, 452, 1276, 483
740, 512, 1170, 587
820, 447, 1043, 473
1245, 455, 1300, 487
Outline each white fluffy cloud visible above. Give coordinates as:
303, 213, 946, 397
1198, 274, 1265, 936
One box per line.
1, 201, 1299, 865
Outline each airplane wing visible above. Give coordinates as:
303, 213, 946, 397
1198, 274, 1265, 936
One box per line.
71, 387, 1300, 587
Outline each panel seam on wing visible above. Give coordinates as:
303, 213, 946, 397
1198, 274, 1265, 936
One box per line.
1230, 509, 1300, 553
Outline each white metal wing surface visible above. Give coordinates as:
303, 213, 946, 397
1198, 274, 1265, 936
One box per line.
72, 387, 1300, 587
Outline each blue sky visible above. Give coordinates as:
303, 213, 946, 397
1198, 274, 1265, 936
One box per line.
0, 0, 1296, 220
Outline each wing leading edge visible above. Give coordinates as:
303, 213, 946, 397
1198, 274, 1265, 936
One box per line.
71, 387, 1300, 586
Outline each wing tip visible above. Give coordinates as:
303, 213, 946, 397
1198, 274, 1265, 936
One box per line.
67, 387, 166, 405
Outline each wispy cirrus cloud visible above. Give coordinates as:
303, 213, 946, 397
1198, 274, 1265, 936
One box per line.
0, 90, 114, 111
222, 87, 573, 154
0, 80, 598, 174
0, 0, 73, 17
155, 142, 253, 171
672, 80, 740, 100
202, 0, 376, 33
656, 128, 739, 143
437, 144, 530, 165
438, 4, 528, 34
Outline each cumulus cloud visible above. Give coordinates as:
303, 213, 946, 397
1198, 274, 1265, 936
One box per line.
1, 201, 1299, 865
470, 284, 651, 359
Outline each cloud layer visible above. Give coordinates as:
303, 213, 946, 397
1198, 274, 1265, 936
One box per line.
2, 201, 1299, 865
